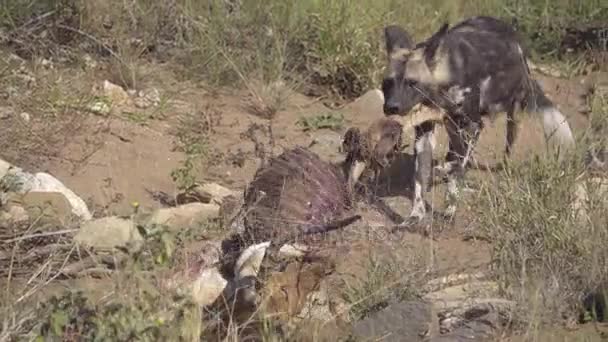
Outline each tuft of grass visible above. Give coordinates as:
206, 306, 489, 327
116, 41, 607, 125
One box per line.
341, 251, 423, 321
296, 111, 345, 132
169, 105, 220, 191
468, 88, 608, 333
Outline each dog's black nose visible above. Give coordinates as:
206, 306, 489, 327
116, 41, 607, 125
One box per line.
384, 103, 400, 115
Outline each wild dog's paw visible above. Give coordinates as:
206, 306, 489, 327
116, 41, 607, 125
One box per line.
391, 215, 423, 233
433, 205, 457, 225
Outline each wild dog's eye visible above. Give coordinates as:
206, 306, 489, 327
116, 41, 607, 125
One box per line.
405, 79, 418, 87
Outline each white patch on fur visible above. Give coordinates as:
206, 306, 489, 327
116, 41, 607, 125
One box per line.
415, 129, 436, 152
431, 51, 452, 85
540, 106, 576, 151
444, 173, 459, 218
447, 86, 471, 107
409, 180, 426, 219
348, 160, 367, 188
408, 128, 435, 221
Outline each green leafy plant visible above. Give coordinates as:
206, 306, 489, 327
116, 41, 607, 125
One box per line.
296, 112, 345, 132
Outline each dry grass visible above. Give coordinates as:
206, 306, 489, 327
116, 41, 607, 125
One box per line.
465, 90, 608, 336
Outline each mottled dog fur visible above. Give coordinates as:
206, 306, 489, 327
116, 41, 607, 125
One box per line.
341, 117, 404, 193
381, 16, 576, 226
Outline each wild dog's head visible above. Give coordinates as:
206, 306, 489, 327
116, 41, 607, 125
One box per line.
382, 23, 451, 116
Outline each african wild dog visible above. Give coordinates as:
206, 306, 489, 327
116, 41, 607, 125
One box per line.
381, 15, 577, 227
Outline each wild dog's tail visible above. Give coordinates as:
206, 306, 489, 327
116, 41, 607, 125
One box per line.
515, 42, 576, 153
524, 78, 576, 153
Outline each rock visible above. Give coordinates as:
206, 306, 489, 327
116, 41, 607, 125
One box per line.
74, 216, 143, 252
30, 173, 91, 221
422, 276, 515, 338
134, 88, 161, 109
196, 183, 237, 204
88, 100, 111, 116
572, 177, 608, 222
103, 80, 131, 106
0, 106, 14, 120
177, 183, 238, 205
189, 267, 230, 306
423, 280, 502, 314
82, 54, 98, 70
423, 271, 490, 293
0, 169, 91, 221
0, 158, 10, 180
308, 130, 344, 164
4, 205, 29, 223
352, 300, 436, 342
8, 191, 73, 226
343, 88, 385, 116
146, 202, 220, 230
19, 112, 30, 123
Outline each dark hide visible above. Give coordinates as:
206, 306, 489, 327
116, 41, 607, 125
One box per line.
239, 147, 357, 244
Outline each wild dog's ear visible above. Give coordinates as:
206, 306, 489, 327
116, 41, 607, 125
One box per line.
342, 127, 362, 156
384, 25, 414, 55
422, 22, 449, 64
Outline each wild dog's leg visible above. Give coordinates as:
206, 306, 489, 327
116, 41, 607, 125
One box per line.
505, 102, 519, 158
442, 85, 483, 220
399, 120, 436, 227
442, 115, 481, 219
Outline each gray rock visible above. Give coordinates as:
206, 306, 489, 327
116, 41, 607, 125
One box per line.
0, 168, 91, 221
103, 80, 131, 106
146, 202, 220, 230
7, 191, 74, 226
19, 112, 30, 123
3, 205, 29, 223
342, 88, 384, 116
352, 300, 436, 342
134, 88, 161, 109
0, 159, 10, 180
308, 130, 344, 163
0, 106, 14, 120
74, 216, 143, 252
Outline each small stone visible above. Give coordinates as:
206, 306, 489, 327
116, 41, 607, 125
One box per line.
103, 80, 131, 106
40, 58, 52, 69
74, 216, 143, 252
15, 191, 73, 226
88, 101, 111, 116
342, 88, 385, 116
7, 205, 29, 223
134, 88, 161, 109
82, 54, 98, 70
194, 183, 237, 204
190, 267, 230, 306
19, 112, 30, 123
0, 107, 14, 120
146, 202, 220, 231
352, 300, 436, 342
0, 158, 10, 180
